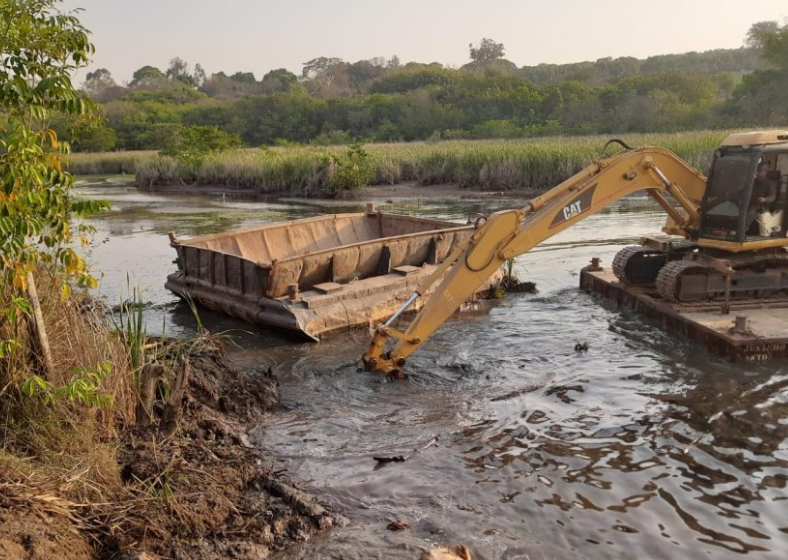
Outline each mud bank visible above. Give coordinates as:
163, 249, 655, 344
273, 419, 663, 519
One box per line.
0, 337, 344, 560
137, 180, 540, 202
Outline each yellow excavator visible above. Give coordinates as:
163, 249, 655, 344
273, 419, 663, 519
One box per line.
362, 130, 788, 375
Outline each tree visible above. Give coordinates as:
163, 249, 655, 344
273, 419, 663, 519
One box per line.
347, 59, 387, 92
76, 125, 118, 152
302, 57, 349, 97
302, 57, 344, 80
726, 21, 788, 125
167, 57, 197, 86
230, 71, 256, 84
260, 68, 300, 94
201, 72, 252, 98
746, 20, 788, 69
369, 67, 458, 94
193, 63, 207, 87
469, 38, 505, 65
83, 68, 115, 97
0, 0, 108, 357
130, 65, 166, 88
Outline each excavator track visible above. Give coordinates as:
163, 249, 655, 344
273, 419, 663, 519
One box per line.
612, 241, 697, 285
656, 252, 788, 302
655, 260, 714, 301
727, 251, 788, 270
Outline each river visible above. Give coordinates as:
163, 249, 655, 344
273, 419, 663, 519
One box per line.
78, 178, 788, 560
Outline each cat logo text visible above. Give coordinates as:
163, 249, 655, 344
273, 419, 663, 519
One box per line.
562, 201, 583, 221
549, 185, 597, 229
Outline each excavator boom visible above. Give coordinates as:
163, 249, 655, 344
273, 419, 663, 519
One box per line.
362, 146, 707, 375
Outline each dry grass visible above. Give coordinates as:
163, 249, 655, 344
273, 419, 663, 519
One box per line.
66, 151, 156, 176
0, 269, 135, 543
0, 268, 201, 559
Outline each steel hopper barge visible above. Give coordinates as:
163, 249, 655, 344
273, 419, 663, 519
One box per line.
165, 204, 503, 340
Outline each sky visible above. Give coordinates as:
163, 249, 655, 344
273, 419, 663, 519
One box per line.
61, 0, 788, 83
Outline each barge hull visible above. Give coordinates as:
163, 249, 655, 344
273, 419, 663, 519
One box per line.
167, 264, 503, 340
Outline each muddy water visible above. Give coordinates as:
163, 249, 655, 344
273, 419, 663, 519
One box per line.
78, 180, 788, 560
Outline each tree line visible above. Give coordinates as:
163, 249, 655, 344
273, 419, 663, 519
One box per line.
67, 27, 788, 152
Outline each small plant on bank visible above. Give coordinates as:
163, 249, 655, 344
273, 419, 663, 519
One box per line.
20, 360, 115, 408
504, 258, 516, 287
325, 141, 374, 192
112, 277, 146, 378
182, 291, 204, 332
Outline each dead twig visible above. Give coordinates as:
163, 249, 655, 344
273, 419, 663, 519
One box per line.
136, 363, 164, 428
160, 356, 190, 438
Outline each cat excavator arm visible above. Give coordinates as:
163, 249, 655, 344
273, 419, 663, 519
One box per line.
362, 145, 707, 375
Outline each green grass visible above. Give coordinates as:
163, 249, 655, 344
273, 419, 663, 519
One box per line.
75, 131, 733, 194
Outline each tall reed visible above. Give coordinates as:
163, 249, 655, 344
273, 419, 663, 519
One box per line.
67, 150, 157, 175
86, 131, 730, 193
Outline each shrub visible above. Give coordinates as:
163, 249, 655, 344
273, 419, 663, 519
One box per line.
469, 120, 524, 139
373, 121, 403, 143
160, 125, 242, 166
326, 142, 374, 191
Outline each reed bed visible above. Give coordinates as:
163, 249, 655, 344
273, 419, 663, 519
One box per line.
103, 131, 729, 193
67, 150, 157, 176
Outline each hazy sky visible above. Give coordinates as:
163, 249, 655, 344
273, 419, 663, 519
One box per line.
61, 0, 788, 83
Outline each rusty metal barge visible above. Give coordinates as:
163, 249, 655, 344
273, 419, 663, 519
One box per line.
165, 205, 503, 340
580, 263, 788, 361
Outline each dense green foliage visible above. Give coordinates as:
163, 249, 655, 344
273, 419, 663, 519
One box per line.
518, 49, 764, 84
0, 0, 107, 300
64, 23, 787, 153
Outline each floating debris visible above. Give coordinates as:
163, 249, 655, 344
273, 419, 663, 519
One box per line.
373, 455, 406, 465
507, 280, 538, 294
421, 544, 472, 560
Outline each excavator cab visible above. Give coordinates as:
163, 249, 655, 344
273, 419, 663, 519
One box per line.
698, 131, 788, 249
699, 149, 760, 242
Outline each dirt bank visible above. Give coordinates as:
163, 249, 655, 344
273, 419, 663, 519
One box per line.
136, 180, 540, 202
0, 336, 344, 560
359, 182, 539, 201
